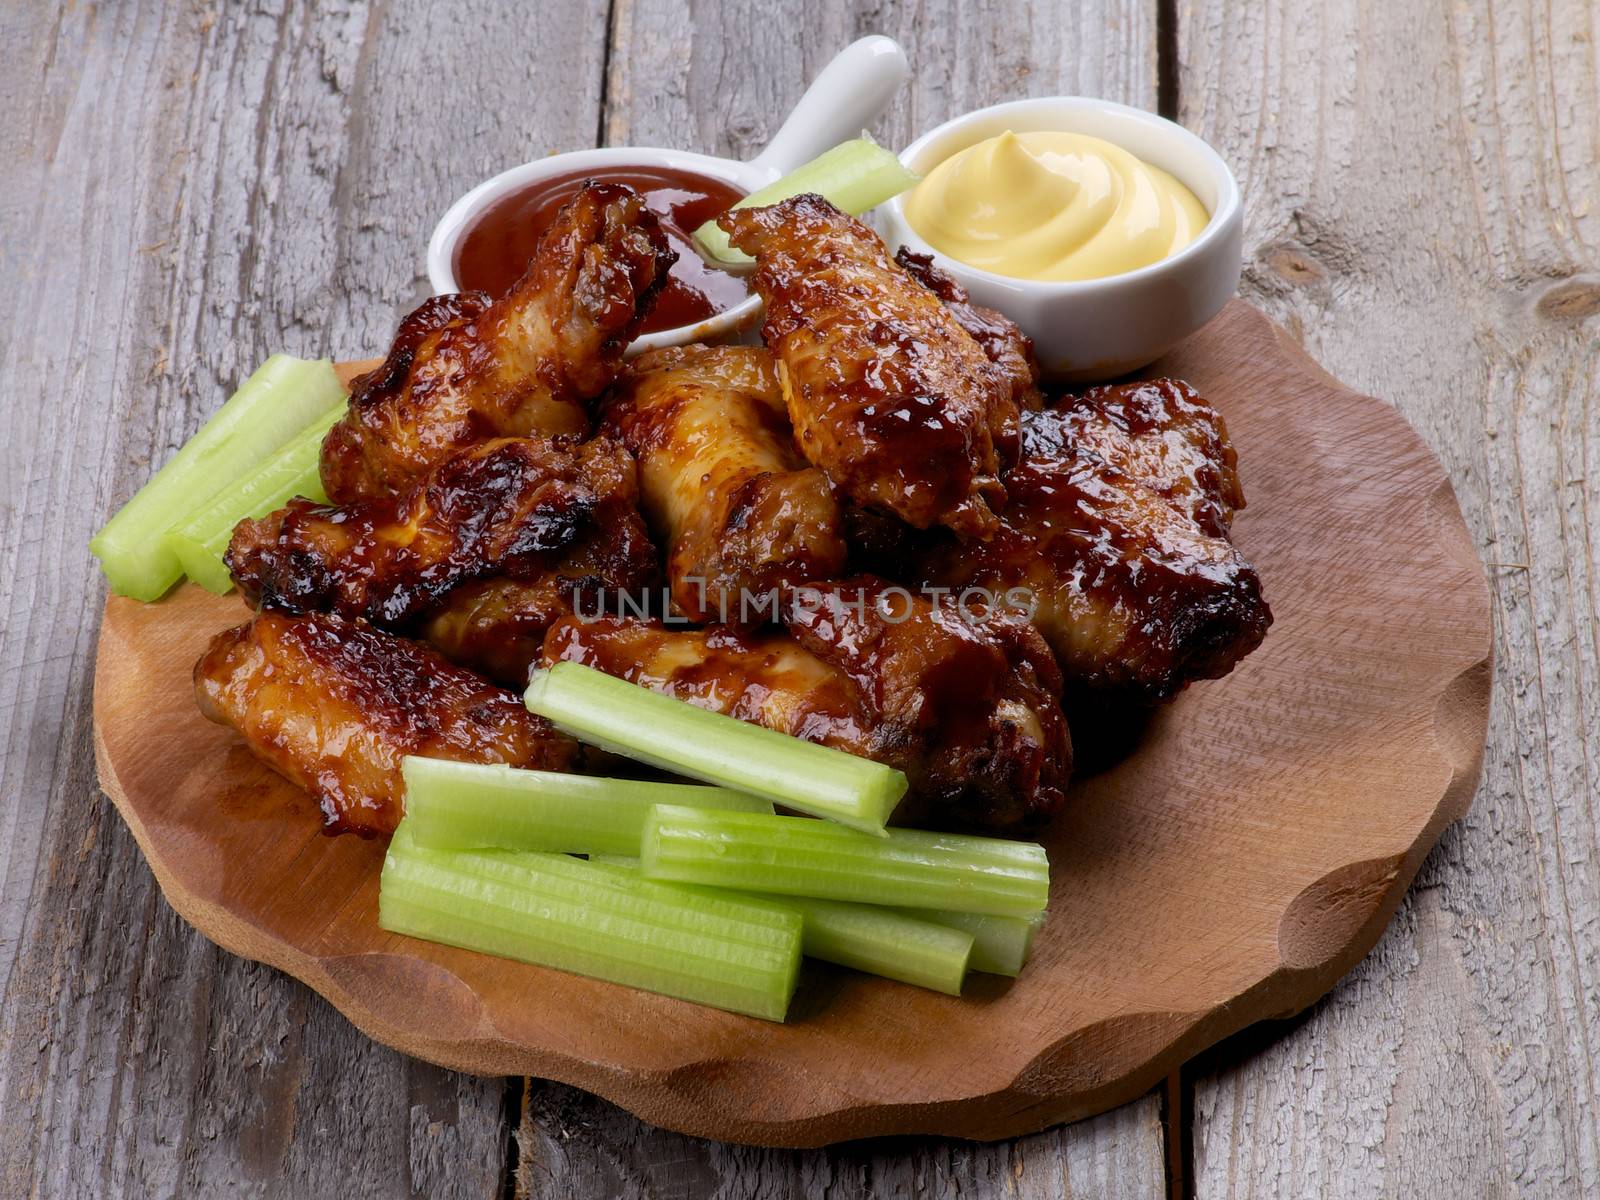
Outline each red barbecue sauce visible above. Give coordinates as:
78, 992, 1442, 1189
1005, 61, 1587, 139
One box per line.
452, 165, 751, 334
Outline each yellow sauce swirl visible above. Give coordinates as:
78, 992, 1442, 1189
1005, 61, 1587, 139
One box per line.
903, 130, 1210, 282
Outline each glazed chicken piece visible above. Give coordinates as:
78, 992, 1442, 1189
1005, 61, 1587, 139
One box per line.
782, 577, 1070, 830
1063, 378, 1245, 538
545, 611, 875, 743
601, 343, 846, 623
717, 195, 1016, 540
228, 437, 656, 634
915, 384, 1272, 703
543, 575, 1070, 832
321, 183, 675, 503
416, 578, 570, 690
195, 611, 576, 836
418, 518, 661, 689
894, 247, 1044, 416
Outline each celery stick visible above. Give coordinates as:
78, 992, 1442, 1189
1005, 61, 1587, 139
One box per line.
694, 137, 920, 265
400, 757, 771, 855
90, 355, 347, 600
381, 826, 801, 1020
903, 908, 1047, 977
772, 896, 971, 995
165, 402, 345, 593
640, 806, 1050, 917
584, 858, 973, 995
525, 663, 905, 835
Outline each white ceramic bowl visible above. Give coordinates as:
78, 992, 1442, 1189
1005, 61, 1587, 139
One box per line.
427, 36, 909, 355
881, 97, 1243, 382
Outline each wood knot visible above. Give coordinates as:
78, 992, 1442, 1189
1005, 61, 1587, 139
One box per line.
1536, 279, 1600, 321
1265, 245, 1327, 287
725, 115, 764, 143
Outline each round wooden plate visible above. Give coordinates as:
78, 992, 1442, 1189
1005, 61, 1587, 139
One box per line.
92, 300, 1491, 1146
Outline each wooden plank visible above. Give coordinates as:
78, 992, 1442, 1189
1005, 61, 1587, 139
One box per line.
518, 1078, 1168, 1199
1178, 1, 1600, 1195
0, 1, 605, 1194
602, 0, 1159, 156
514, 1, 1168, 1193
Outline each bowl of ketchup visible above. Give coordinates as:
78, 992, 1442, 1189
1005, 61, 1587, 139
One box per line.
426, 36, 908, 353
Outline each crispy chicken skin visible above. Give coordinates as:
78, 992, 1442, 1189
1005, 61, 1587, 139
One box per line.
601, 344, 846, 623
545, 611, 878, 746
717, 195, 1016, 540
320, 183, 675, 503
916, 386, 1271, 703
894, 248, 1044, 418
418, 507, 663, 688
782, 577, 1069, 831
416, 578, 574, 690
1065, 379, 1245, 538
228, 437, 656, 632
543, 575, 1070, 832
195, 611, 575, 836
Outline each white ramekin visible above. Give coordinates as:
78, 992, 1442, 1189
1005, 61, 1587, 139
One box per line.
880, 97, 1243, 382
426, 36, 909, 356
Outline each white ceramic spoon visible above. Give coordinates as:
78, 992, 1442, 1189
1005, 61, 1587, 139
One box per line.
426, 35, 910, 353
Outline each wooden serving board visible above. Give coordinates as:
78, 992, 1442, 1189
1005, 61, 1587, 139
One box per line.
91, 300, 1491, 1147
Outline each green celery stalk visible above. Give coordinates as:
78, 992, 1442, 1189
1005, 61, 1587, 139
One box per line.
400, 757, 771, 855
165, 402, 345, 593
90, 355, 348, 600
640, 805, 1050, 917
380, 825, 801, 1021
525, 662, 906, 835
694, 136, 920, 265
901, 908, 1047, 977
769, 895, 972, 995
588, 858, 974, 995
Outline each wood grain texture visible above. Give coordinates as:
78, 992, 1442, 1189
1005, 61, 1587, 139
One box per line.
521, 0, 1167, 1187
0, 0, 1553, 1191
1179, 2, 1600, 1197
601, 0, 1158, 158
515, 1077, 1166, 1199
0, 0, 1169, 1192
0, 1, 604, 1194
89, 300, 1490, 1148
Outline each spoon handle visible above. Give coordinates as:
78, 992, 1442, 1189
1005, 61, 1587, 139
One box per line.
748, 36, 910, 175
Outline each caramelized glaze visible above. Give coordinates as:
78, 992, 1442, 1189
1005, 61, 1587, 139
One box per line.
718, 195, 1016, 540
895, 247, 1044, 421
194, 611, 575, 836
602, 344, 846, 623
916, 382, 1271, 702
781, 576, 1069, 831
321, 182, 674, 503
229, 437, 655, 632
1060, 378, 1245, 538
543, 573, 1070, 832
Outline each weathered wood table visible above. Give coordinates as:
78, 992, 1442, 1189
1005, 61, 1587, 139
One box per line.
3, 2, 1594, 1195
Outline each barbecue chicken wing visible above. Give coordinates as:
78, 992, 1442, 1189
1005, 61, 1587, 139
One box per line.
418, 513, 661, 689
195, 611, 575, 836
1064, 378, 1245, 538
228, 437, 656, 635
915, 383, 1271, 702
321, 183, 674, 503
601, 344, 846, 623
782, 576, 1070, 831
545, 611, 875, 744
894, 247, 1044, 417
717, 195, 1016, 539
543, 575, 1069, 832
